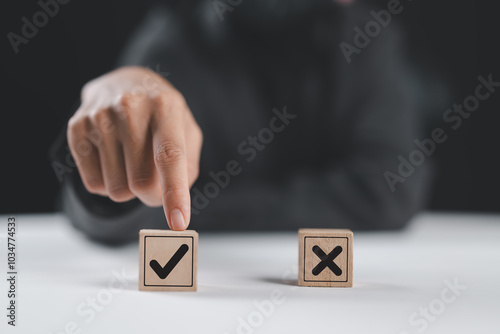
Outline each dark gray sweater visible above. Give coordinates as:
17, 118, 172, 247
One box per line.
52, 0, 441, 244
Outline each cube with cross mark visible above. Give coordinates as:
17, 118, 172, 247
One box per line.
139, 229, 198, 291
298, 229, 353, 287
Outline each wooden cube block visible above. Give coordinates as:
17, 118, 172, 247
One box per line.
139, 229, 198, 291
298, 229, 353, 287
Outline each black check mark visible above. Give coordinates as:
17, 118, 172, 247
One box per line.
149, 244, 189, 279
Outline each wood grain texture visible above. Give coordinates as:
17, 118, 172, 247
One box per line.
139, 229, 198, 291
298, 229, 353, 287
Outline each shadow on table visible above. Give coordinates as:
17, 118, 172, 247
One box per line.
260, 277, 298, 287
257, 277, 417, 292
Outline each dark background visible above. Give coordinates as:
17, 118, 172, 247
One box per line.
1, 0, 499, 214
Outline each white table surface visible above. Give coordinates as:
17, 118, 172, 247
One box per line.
1, 212, 499, 334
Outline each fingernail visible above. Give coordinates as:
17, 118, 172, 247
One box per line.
170, 208, 186, 230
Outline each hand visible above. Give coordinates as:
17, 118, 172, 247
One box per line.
67, 66, 202, 230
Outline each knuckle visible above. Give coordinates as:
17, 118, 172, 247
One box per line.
154, 90, 185, 112
67, 118, 91, 156
114, 93, 136, 117
107, 183, 133, 202
151, 92, 167, 109
90, 108, 112, 125
154, 142, 184, 166
117, 92, 133, 108
67, 116, 86, 136
81, 78, 98, 93
90, 109, 116, 135
81, 82, 94, 99
84, 178, 105, 194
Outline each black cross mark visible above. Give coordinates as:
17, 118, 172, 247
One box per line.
312, 245, 343, 276
149, 244, 189, 279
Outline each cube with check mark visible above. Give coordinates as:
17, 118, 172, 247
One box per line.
298, 229, 353, 287
139, 229, 198, 291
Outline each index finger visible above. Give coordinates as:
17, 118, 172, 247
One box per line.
151, 98, 191, 231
